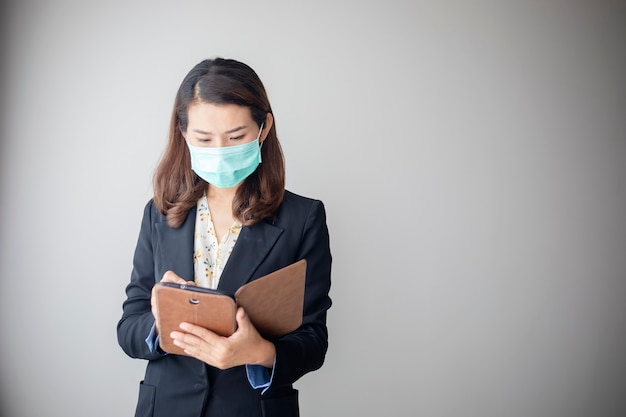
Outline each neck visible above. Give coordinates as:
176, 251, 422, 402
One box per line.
206, 184, 238, 201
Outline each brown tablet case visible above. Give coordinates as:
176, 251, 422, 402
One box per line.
154, 259, 307, 355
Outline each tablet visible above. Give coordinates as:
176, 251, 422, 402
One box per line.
153, 259, 306, 355
153, 283, 237, 355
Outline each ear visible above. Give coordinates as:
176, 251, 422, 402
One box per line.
259, 113, 274, 144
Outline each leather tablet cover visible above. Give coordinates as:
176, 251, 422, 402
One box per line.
153, 258, 307, 355
153, 284, 237, 355
235, 259, 307, 339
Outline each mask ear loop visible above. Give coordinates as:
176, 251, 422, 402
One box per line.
258, 122, 265, 151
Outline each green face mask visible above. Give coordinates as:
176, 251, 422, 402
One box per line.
187, 124, 264, 188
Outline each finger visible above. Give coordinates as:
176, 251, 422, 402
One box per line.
161, 270, 187, 284
179, 322, 221, 345
171, 329, 222, 365
171, 331, 203, 356
150, 288, 159, 316
170, 330, 199, 346
235, 307, 251, 328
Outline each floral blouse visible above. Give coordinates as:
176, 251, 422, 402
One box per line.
193, 194, 241, 288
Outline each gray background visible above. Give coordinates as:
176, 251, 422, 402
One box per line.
1, 1, 625, 416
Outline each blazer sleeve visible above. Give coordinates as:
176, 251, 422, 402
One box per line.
117, 200, 165, 361
269, 199, 333, 389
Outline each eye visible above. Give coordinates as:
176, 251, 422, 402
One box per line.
230, 135, 245, 141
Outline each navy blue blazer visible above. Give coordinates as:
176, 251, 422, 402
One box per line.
117, 190, 332, 417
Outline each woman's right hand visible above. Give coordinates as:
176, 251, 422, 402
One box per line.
151, 271, 195, 335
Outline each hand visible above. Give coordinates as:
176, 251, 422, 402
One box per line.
170, 307, 276, 370
150, 270, 195, 335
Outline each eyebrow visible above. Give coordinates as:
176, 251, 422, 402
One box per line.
192, 125, 247, 135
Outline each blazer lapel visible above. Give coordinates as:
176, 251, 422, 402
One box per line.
154, 209, 196, 282
217, 220, 284, 295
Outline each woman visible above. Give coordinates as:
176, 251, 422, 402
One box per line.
117, 58, 332, 417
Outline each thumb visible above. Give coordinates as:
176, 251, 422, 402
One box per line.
236, 307, 250, 327
161, 270, 187, 284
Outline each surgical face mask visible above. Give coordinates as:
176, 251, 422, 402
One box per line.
186, 124, 264, 188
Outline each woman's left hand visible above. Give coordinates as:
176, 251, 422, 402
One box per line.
170, 307, 276, 369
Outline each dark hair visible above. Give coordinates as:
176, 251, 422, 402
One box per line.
153, 58, 285, 228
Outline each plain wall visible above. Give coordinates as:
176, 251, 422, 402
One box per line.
1, 1, 625, 416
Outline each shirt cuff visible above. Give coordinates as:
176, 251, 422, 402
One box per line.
145, 323, 166, 354
246, 357, 276, 395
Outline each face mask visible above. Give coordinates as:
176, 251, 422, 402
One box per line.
187, 124, 264, 188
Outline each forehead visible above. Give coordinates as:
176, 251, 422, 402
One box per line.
186, 102, 253, 130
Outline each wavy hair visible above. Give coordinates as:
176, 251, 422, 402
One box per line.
153, 58, 285, 228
